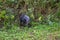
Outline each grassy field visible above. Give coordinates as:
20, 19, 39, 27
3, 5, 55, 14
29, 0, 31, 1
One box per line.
0, 22, 60, 40
0, 0, 60, 40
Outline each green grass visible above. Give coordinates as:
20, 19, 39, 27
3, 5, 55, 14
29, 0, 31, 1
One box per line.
0, 22, 60, 40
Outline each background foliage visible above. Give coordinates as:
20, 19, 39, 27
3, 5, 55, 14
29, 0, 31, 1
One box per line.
0, 0, 60, 40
